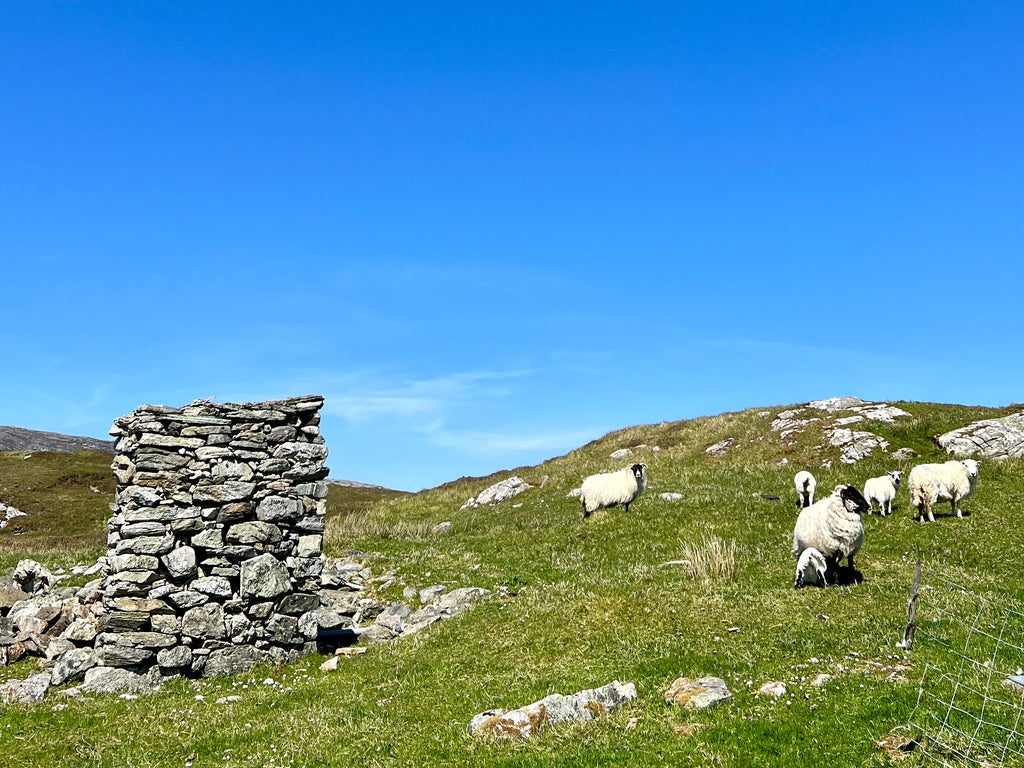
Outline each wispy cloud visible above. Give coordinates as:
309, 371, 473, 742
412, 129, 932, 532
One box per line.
430, 426, 604, 455
317, 368, 604, 457
321, 370, 533, 425
695, 335, 910, 363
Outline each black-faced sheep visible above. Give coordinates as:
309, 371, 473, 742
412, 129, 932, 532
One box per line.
794, 470, 816, 509
579, 463, 647, 519
908, 459, 979, 523
794, 547, 828, 588
792, 484, 869, 573
863, 470, 902, 516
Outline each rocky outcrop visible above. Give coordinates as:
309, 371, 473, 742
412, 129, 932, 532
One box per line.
829, 428, 890, 465
937, 412, 1024, 460
460, 477, 532, 510
0, 502, 27, 529
771, 398, 911, 464
705, 439, 735, 457
469, 681, 637, 737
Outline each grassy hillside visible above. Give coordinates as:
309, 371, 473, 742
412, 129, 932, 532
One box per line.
0, 450, 114, 569
3, 400, 1023, 767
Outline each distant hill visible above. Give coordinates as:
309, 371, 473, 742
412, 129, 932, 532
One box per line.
0, 425, 114, 454
325, 478, 390, 490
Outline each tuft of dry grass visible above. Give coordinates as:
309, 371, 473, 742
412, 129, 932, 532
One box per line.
325, 508, 437, 545
678, 535, 737, 582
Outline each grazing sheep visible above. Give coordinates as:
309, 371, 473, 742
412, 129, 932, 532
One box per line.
792, 484, 869, 573
579, 463, 648, 519
863, 470, 903, 516
908, 459, 980, 523
794, 547, 829, 588
794, 470, 816, 509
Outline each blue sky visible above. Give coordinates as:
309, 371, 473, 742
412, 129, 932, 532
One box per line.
3, 2, 1023, 490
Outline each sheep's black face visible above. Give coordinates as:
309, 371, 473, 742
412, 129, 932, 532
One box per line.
839, 485, 870, 515
889, 471, 903, 488
631, 463, 646, 481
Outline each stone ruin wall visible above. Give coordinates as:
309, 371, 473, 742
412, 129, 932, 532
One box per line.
98, 395, 329, 678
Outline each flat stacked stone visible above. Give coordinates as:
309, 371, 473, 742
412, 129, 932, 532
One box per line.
98, 396, 328, 677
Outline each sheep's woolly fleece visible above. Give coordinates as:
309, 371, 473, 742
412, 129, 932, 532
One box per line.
792, 485, 869, 570
579, 464, 647, 517
908, 460, 979, 523
863, 471, 902, 516
793, 470, 816, 509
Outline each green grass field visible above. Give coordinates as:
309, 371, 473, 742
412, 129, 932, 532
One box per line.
2, 400, 1022, 767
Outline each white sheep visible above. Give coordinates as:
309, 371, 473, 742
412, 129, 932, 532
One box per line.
579, 463, 648, 519
794, 470, 816, 509
863, 470, 902, 516
792, 484, 869, 573
794, 547, 828, 588
908, 459, 980, 523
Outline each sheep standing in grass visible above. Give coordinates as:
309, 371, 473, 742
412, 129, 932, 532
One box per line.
579, 463, 647, 519
908, 460, 980, 523
792, 484, 869, 574
794, 547, 828, 588
794, 470, 816, 509
863, 470, 903, 516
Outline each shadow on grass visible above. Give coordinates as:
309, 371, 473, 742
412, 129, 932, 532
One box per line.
832, 565, 864, 587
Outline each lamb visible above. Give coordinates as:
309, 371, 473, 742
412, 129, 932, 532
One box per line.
863, 470, 902, 516
792, 484, 869, 574
794, 547, 828, 588
579, 463, 648, 519
794, 470, 816, 509
908, 459, 980, 523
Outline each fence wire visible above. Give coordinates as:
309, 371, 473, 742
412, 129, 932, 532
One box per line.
906, 575, 1024, 767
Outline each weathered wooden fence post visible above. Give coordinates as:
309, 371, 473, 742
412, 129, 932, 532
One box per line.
901, 560, 922, 651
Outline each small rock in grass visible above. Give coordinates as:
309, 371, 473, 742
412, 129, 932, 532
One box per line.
758, 681, 787, 699
663, 676, 732, 711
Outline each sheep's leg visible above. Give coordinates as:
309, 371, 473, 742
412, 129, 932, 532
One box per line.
623, 502, 630, 513
794, 570, 804, 589
953, 498, 962, 518
816, 567, 827, 587
824, 558, 839, 585
582, 502, 590, 519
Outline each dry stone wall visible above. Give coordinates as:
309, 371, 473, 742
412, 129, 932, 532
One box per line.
99, 396, 328, 677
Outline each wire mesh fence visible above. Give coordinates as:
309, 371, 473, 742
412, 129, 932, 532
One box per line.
906, 571, 1024, 767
